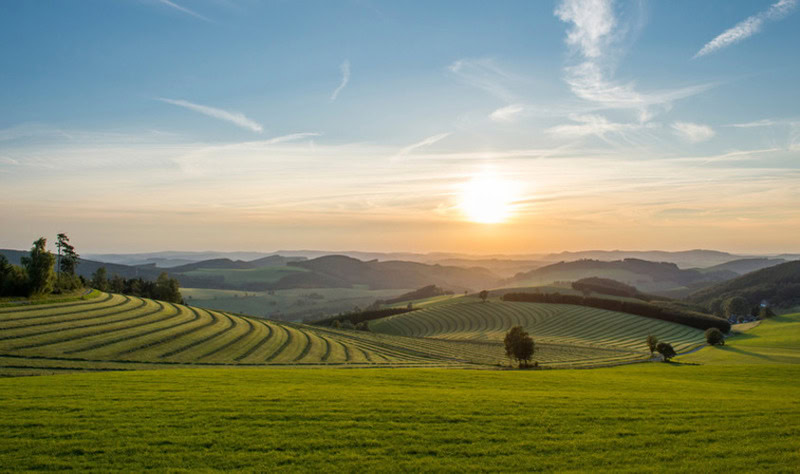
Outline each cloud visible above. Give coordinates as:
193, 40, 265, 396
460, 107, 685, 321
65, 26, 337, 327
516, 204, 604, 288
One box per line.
330, 60, 351, 102
671, 121, 715, 143
728, 119, 779, 128
546, 114, 649, 140
448, 58, 516, 102
489, 104, 525, 123
155, 0, 211, 22
554, 0, 711, 120
262, 132, 321, 145
394, 133, 451, 159
694, 0, 798, 58
157, 98, 263, 133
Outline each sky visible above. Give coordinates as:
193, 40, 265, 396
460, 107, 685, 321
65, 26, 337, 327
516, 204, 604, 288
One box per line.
1, 0, 799, 255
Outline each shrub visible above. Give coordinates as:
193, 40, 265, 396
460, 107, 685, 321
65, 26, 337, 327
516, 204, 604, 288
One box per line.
705, 328, 725, 346
646, 335, 658, 356
656, 342, 677, 362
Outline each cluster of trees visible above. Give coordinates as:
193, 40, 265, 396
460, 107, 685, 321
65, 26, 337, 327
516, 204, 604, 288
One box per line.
0, 235, 82, 297
89, 267, 183, 304
502, 292, 731, 333
381, 285, 453, 305
646, 335, 677, 362
708, 296, 775, 322
312, 307, 414, 328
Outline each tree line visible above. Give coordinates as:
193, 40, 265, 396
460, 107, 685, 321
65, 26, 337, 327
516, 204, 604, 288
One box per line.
502, 292, 731, 333
0, 235, 82, 297
89, 267, 183, 304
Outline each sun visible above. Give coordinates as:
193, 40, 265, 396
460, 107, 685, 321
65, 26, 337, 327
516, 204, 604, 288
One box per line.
459, 174, 517, 224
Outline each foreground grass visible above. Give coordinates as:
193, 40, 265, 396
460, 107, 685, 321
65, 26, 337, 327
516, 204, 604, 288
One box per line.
1, 364, 798, 471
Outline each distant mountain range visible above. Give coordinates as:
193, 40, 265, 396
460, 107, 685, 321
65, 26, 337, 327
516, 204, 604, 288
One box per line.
85, 248, 795, 270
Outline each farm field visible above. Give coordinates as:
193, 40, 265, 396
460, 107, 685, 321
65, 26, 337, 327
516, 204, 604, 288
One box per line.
183, 287, 408, 321
371, 298, 707, 366
0, 292, 710, 374
0, 363, 797, 471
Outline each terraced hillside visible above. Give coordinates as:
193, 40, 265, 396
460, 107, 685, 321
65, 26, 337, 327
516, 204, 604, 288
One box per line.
0, 292, 707, 375
370, 300, 706, 366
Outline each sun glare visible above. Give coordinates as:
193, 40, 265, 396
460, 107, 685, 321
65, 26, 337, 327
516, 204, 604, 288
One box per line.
459, 174, 517, 224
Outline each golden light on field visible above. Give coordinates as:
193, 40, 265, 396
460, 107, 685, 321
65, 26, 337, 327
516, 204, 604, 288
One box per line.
459, 173, 517, 224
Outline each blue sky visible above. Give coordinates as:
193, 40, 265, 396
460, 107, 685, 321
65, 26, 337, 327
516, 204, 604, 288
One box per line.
1, 0, 799, 254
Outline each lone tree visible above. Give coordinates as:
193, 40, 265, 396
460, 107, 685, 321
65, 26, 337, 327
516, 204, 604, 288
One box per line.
504, 326, 535, 368
479, 290, 489, 303
56, 233, 80, 275
21, 238, 55, 296
705, 328, 725, 346
646, 334, 659, 357
656, 342, 677, 362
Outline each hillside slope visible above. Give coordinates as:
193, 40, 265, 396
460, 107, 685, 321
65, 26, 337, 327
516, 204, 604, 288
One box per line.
687, 260, 800, 308
503, 258, 735, 296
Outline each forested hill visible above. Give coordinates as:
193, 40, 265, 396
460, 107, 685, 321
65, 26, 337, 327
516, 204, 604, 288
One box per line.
502, 258, 736, 296
687, 260, 800, 309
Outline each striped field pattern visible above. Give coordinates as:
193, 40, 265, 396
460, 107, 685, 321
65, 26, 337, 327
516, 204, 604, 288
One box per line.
0, 292, 705, 375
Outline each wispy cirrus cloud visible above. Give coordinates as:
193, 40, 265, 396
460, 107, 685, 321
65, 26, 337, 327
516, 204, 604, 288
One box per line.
546, 114, 652, 142
155, 0, 212, 22
393, 133, 451, 159
448, 58, 516, 102
330, 60, 351, 102
694, 0, 798, 58
671, 121, 715, 143
554, 0, 712, 122
489, 104, 525, 123
157, 98, 263, 133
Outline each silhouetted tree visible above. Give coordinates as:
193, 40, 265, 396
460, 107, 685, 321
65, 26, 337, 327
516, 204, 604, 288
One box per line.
646, 334, 659, 357
479, 290, 489, 303
759, 306, 775, 320
504, 326, 535, 368
656, 342, 677, 362
56, 233, 80, 275
21, 238, 55, 296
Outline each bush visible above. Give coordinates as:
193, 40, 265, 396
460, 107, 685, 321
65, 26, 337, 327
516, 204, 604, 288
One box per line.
656, 342, 677, 362
705, 328, 725, 346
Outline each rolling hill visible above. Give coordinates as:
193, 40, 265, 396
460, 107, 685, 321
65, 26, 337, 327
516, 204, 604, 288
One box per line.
697, 257, 787, 276
0, 289, 709, 375
687, 260, 800, 309
502, 258, 736, 296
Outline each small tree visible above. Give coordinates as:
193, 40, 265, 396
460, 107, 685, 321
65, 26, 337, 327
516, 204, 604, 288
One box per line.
479, 290, 489, 303
504, 326, 535, 368
646, 334, 659, 357
758, 306, 775, 320
21, 237, 55, 296
705, 328, 725, 346
656, 342, 677, 362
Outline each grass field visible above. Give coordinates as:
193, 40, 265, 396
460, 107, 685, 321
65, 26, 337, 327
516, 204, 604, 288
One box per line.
0, 295, 797, 470
183, 287, 408, 321
0, 292, 710, 373
0, 364, 797, 471
371, 297, 706, 366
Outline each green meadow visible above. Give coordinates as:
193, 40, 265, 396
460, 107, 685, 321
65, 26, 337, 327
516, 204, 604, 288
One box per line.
0, 312, 798, 471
